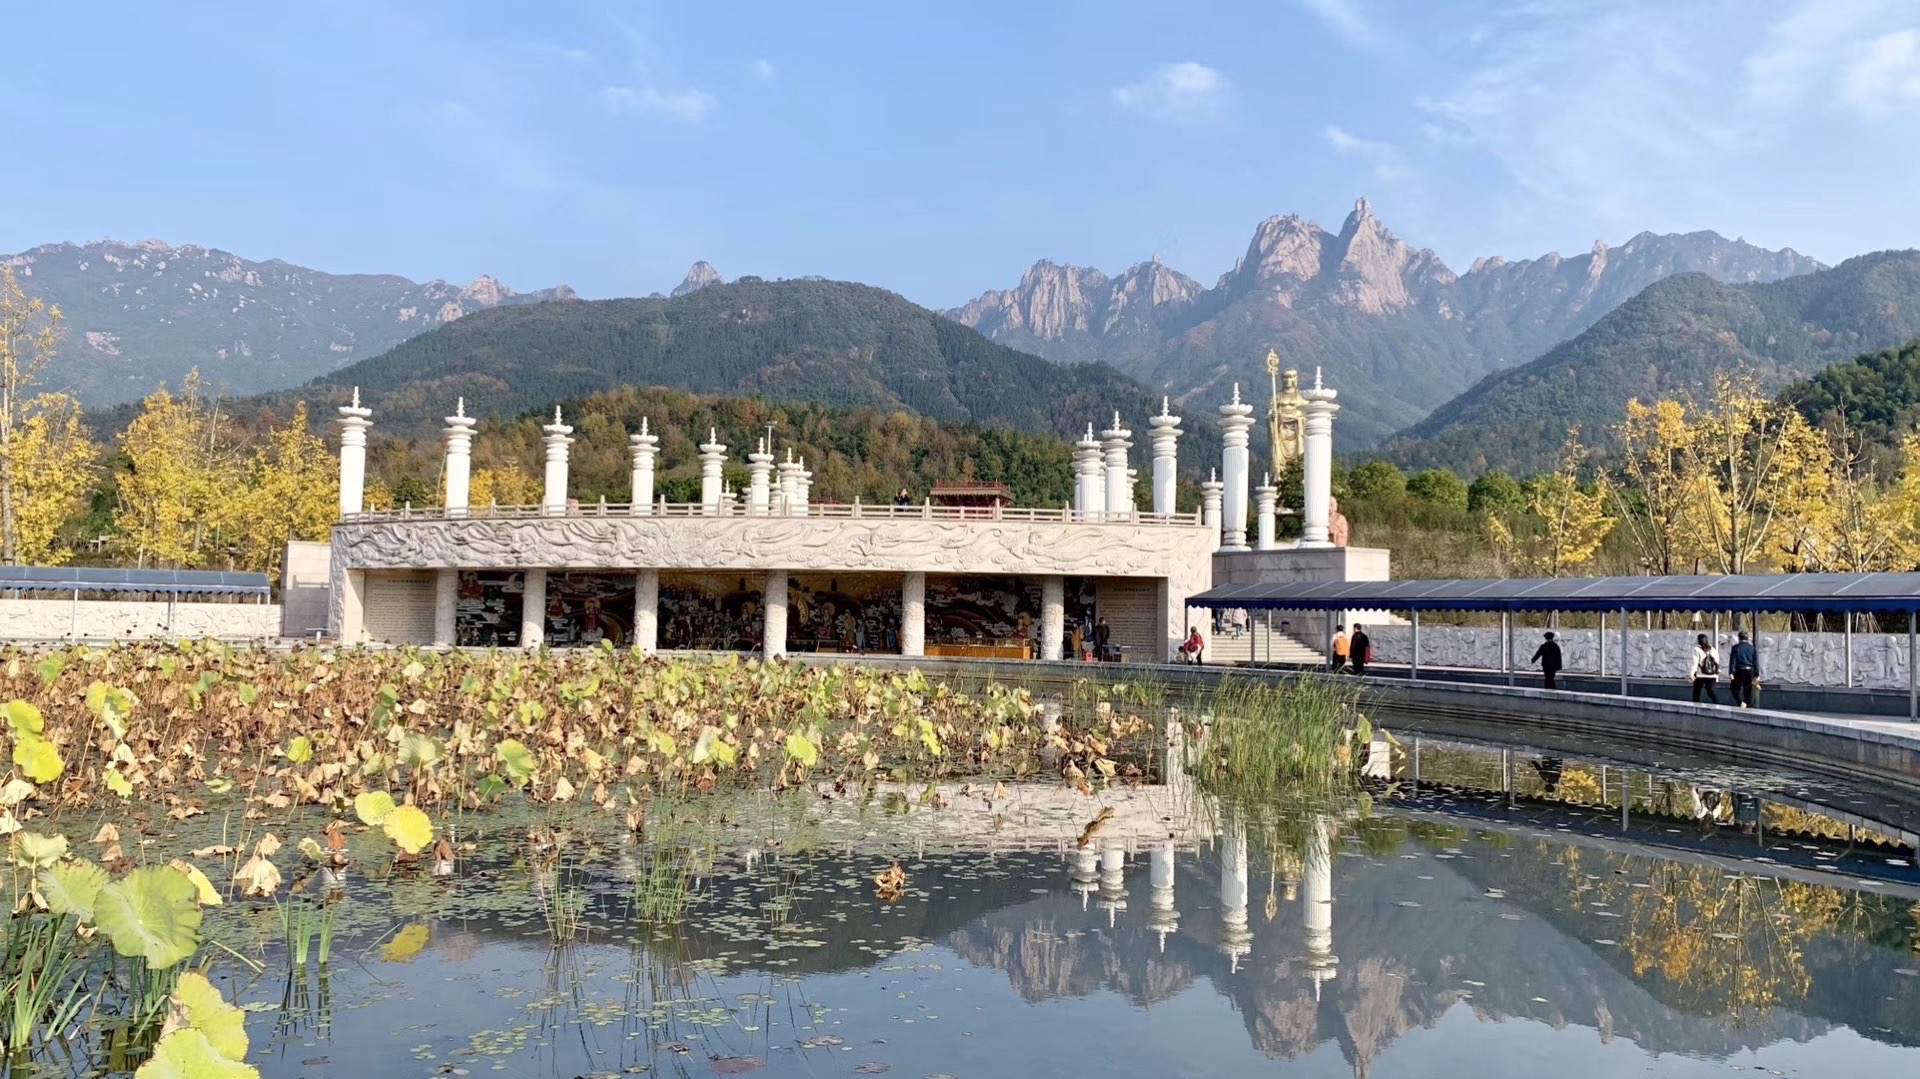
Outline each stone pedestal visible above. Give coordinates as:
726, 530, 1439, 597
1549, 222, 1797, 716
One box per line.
433, 568, 457, 647
901, 571, 926, 657
1218, 386, 1255, 550
1254, 476, 1278, 551
1101, 413, 1133, 518
699, 429, 727, 515
1301, 371, 1340, 548
541, 409, 573, 516
520, 568, 547, 649
763, 570, 789, 658
634, 568, 659, 654
1041, 575, 1065, 661
1148, 399, 1181, 516
629, 418, 659, 514
442, 398, 476, 516
337, 388, 372, 516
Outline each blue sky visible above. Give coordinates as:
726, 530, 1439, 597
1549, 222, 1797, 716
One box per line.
5, 0, 1918, 307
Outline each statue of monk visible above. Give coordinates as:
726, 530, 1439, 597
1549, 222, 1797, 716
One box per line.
1328, 496, 1350, 548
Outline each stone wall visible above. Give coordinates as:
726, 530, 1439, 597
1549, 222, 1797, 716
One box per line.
1369, 624, 1913, 689
0, 599, 282, 641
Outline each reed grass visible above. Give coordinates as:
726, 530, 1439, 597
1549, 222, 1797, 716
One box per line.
1185, 674, 1364, 799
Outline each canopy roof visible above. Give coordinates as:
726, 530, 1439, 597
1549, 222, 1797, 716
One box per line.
1190, 572, 1920, 615
0, 566, 271, 597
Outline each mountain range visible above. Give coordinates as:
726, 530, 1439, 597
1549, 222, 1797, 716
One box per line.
2, 238, 576, 404
949, 199, 1825, 446
1387, 249, 1920, 474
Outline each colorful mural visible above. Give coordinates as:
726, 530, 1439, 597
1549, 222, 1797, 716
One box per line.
455, 571, 525, 648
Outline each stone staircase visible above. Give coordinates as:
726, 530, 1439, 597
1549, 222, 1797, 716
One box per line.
1203, 623, 1327, 667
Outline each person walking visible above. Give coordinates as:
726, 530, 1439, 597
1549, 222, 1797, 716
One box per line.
1729, 630, 1760, 708
1094, 616, 1112, 662
1530, 631, 1564, 691
1330, 624, 1350, 673
1688, 633, 1721, 704
1349, 624, 1371, 676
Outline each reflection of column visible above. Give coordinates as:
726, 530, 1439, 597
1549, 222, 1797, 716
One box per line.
520, 568, 547, 650
747, 438, 774, 515
542, 408, 573, 514
1201, 470, 1223, 544
1254, 474, 1278, 551
1096, 841, 1129, 927
442, 398, 475, 516
1076, 425, 1106, 518
1101, 414, 1133, 517
1041, 576, 1065, 661
698, 428, 727, 515
432, 569, 457, 647
1218, 386, 1255, 551
1147, 840, 1179, 952
1069, 846, 1100, 911
764, 570, 788, 658
634, 568, 659, 655
1148, 399, 1181, 517
901, 572, 926, 657
1303, 815, 1338, 999
1220, 814, 1252, 972
336, 388, 372, 516
629, 418, 659, 513
1301, 370, 1340, 548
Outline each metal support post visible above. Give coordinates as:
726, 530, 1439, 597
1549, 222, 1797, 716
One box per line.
1619, 606, 1629, 696
1410, 611, 1421, 681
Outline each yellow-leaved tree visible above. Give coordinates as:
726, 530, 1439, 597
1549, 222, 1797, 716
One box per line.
1679, 376, 1830, 574
468, 462, 538, 508
210, 402, 338, 579
1490, 429, 1616, 577
0, 265, 88, 564
114, 375, 233, 567
1614, 397, 1701, 575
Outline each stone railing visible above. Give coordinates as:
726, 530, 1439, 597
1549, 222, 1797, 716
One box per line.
1370, 624, 1913, 690
342, 502, 1207, 527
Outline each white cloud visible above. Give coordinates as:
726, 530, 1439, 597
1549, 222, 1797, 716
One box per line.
1111, 62, 1227, 123
1840, 29, 1920, 115
1296, 0, 1379, 49
751, 58, 776, 81
1324, 125, 1411, 182
601, 84, 717, 123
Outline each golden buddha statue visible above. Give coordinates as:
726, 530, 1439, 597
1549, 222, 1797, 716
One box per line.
1266, 349, 1307, 469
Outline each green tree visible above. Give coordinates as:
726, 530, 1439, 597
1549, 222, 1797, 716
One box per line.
1347, 460, 1406, 501
1467, 470, 1525, 516
1406, 468, 1468, 511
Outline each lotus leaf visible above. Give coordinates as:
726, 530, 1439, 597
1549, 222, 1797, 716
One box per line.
354, 790, 397, 825
475, 775, 510, 798
495, 739, 536, 786
380, 922, 430, 962
382, 805, 434, 854
233, 854, 281, 898
284, 735, 313, 764
94, 865, 203, 968
166, 971, 249, 1061
11, 830, 69, 869
400, 732, 443, 768
783, 731, 819, 768
168, 859, 223, 906
2, 699, 44, 736
39, 858, 108, 919
13, 737, 64, 784
104, 767, 134, 797
135, 1029, 258, 1079
692, 728, 737, 767
0, 777, 36, 806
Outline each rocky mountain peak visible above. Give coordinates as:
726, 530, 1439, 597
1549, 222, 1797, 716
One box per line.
672, 261, 725, 298
460, 274, 509, 306
1235, 214, 1333, 292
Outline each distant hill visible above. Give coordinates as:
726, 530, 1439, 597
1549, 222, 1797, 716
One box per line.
273, 276, 1214, 470
1382, 250, 1920, 475
1784, 339, 1920, 453
4, 239, 576, 405
951, 199, 1823, 447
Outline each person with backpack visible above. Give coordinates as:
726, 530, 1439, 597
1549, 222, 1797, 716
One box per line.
1729, 630, 1760, 708
1688, 633, 1720, 704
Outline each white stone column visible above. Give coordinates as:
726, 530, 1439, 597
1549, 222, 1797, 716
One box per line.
629, 418, 659, 513
698, 428, 727, 515
1041, 575, 1065, 661
1303, 815, 1338, 998
776, 449, 802, 515
1074, 425, 1105, 518
1200, 469, 1224, 544
1101, 413, 1133, 518
336, 387, 372, 516
747, 438, 775, 515
634, 568, 659, 655
442, 398, 476, 516
1148, 398, 1181, 517
520, 568, 547, 650
1218, 385, 1255, 551
340, 569, 367, 645
1254, 474, 1278, 551
1301, 369, 1340, 548
432, 568, 457, 647
901, 571, 926, 657
763, 570, 788, 659
796, 458, 813, 513
541, 408, 573, 515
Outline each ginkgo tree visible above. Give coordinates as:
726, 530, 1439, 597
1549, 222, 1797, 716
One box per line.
0, 266, 98, 565
1488, 429, 1616, 578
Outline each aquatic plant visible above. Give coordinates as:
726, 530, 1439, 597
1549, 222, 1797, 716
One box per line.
1183, 675, 1367, 798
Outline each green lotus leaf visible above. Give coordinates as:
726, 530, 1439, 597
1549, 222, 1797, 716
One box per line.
382, 805, 433, 855
169, 971, 249, 1061
2, 699, 44, 736
692, 728, 737, 767
135, 1028, 258, 1079
39, 858, 108, 919
13, 737, 63, 784
400, 732, 443, 768
11, 830, 69, 869
783, 731, 820, 769
353, 790, 396, 826
494, 739, 535, 786
94, 865, 204, 968
284, 735, 313, 765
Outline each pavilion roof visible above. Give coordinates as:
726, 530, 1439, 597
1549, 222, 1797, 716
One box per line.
0, 566, 272, 597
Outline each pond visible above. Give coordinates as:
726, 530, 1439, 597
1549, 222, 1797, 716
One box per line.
4, 652, 1919, 1077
